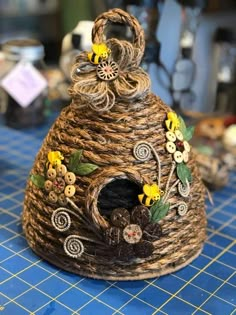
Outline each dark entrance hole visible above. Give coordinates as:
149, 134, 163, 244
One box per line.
97, 179, 142, 217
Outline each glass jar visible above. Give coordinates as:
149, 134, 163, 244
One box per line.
1, 39, 47, 128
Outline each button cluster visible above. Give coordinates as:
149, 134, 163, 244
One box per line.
45, 164, 76, 205
104, 205, 162, 260
165, 130, 191, 164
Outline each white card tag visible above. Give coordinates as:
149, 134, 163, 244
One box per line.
1, 61, 47, 108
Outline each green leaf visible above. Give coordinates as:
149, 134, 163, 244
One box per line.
68, 150, 83, 171
68, 150, 99, 175
30, 174, 45, 188
150, 199, 170, 222
150, 199, 161, 215
176, 162, 192, 185
184, 126, 195, 141
73, 163, 98, 176
178, 116, 186, 134
178, 115, 195, 141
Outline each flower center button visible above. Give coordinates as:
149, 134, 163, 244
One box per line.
123, 224, 142, 244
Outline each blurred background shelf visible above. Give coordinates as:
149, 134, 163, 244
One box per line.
0, 0, 236, 110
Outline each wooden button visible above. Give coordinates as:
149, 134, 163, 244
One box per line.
183, 140, 190, 152
174, 151, 183, 163
166, 131, 176, 142
131, 205, 150, 228
56, 164, 67, 177
44, 180, 52, 192
104, 227, 123, 246
97, 60, 119, 81
183, 150, 189, 163
65, 172, 76, 185
166, 141, 176, 154
64, 185, 76, 197
115, 242, 135, 261
110, 208, 130, 228
123, 224, 142, 244
53, 177, 65, 194
143, 223, 162, 241
47, 168, 56, 180
175, 130, 184, 141
134, 240, 154, 258
58, 193, 68, 206
48, 191, 58, 203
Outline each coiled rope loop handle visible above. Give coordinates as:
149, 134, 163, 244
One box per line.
92, 8, 145, 60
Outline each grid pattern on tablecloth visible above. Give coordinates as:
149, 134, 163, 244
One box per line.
0, 120, 236, 315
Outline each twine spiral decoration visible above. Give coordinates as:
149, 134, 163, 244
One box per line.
63, 235, 84, 258
177, 201, 188, 216
133, 141, 161, 186
178, 180, 190, 198
51, 208, 71, 232
133, 141, 152, 162
69, 9, 150, 112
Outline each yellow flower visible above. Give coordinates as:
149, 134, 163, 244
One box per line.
48, 151, 64, 168
165, 112, 180, 132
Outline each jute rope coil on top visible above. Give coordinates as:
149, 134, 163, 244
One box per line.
69, 8, 150, 112
22, 8, 207, 280
92, 8, 145, 62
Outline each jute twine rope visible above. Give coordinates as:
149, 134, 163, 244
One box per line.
23, 9, 206, 280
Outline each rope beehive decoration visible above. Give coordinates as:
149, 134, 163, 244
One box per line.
23, 9, 207, 280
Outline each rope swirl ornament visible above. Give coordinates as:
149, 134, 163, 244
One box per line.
51, 208, 71, 232
63, 235, 84, 258
178, 180, 190, 198
133, 141, 161, 186
133, 141, 152, 162
177, 201, 188, 216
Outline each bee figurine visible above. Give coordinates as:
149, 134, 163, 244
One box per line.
165, 112, 180, 132
88, 43, 111, 65
138, 183, 162, 207
48, 151, 64, 168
